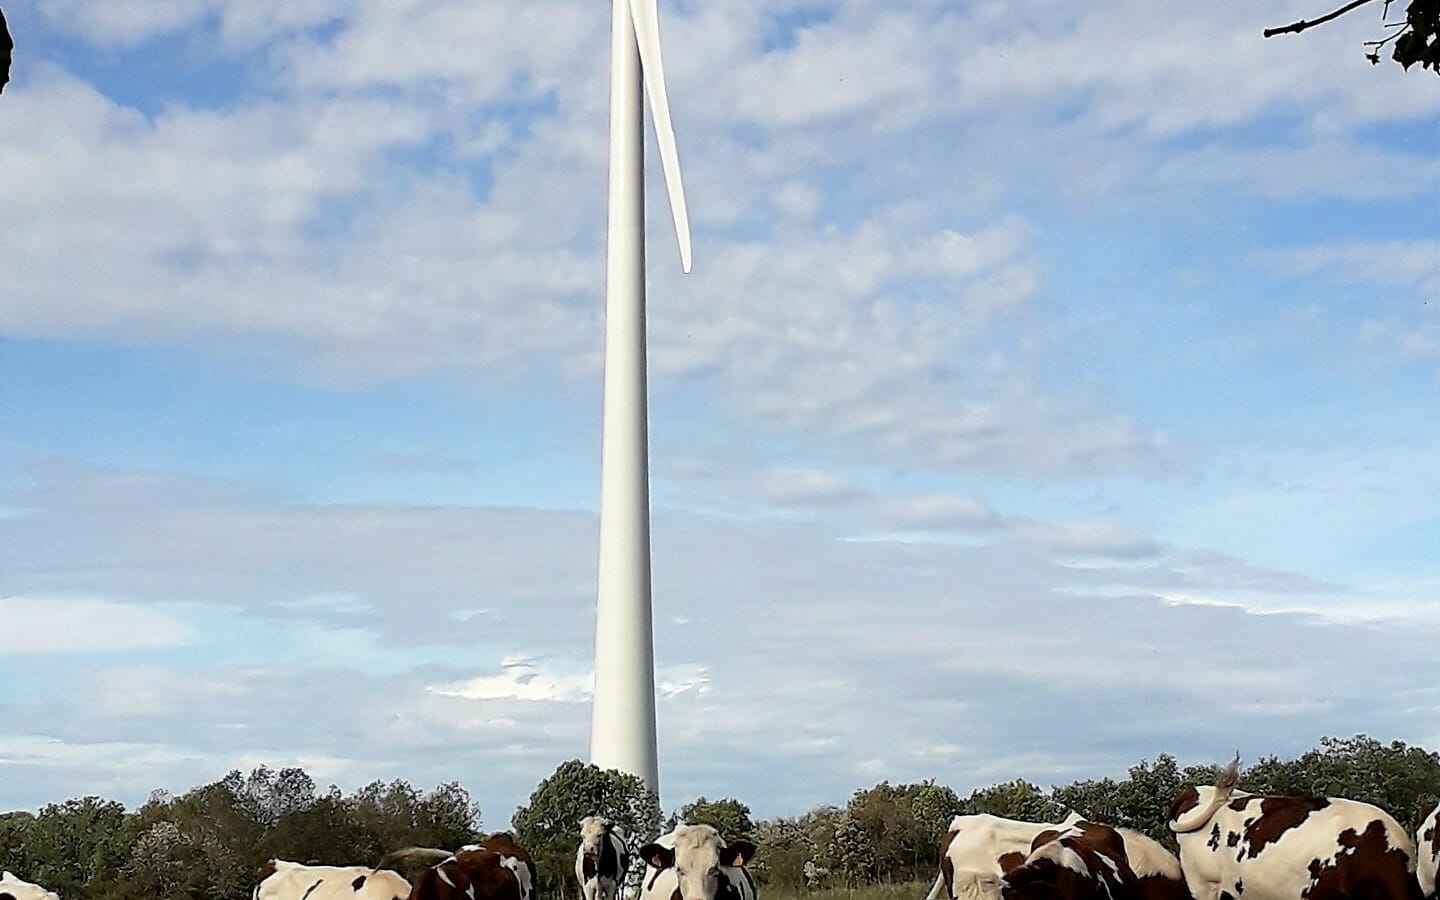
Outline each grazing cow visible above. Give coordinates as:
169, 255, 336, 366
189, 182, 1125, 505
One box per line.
1418, 800, 1439, 899
0, 871, 60, 900
638, 824, 758, 900
254, 861, 411, 900
577, 816, 631, 900
1167, 759, 1423, 900
1000, 822, 1191, 900
928, 812, 1088, 900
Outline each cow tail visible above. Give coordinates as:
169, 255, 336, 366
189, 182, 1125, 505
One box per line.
1171, 756, 1241, 834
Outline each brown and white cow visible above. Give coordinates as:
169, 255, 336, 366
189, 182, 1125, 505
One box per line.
0, 871, 61, 900
253, 861, 410, 900
1167, 759, 1424, 900
403, 848, 527, 900
928, 812, 1088, 900
380, 834, 536, 900
1000, 822, 1191, 900
1418, 800, 1439, 899
638, 824, 758, 900
577, 816, 631, 900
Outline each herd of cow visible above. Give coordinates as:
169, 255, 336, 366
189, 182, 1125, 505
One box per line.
2, 762, 1438, 900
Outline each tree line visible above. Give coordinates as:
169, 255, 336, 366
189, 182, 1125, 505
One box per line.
1, 735, 1435, 900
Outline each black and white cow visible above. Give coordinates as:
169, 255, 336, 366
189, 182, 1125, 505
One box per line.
577, 816, 631, 900
639, 824, 757, 900
1167, 759, 1423, 900
1418, 800, 1439, 899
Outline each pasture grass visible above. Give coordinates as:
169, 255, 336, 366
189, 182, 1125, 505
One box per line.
760, 881, 932, 900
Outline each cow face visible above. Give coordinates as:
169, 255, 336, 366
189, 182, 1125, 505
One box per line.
581, 816, 616, 856
641, 825, 756, 900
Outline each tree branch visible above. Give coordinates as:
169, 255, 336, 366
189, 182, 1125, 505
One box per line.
1264, 0, 1381, 38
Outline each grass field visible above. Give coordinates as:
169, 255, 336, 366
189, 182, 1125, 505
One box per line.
760, 881, 931, 900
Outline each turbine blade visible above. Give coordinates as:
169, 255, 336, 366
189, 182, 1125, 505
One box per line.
627, 0, 692, 273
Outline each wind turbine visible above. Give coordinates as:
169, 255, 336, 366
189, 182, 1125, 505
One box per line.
588, 0, 691, 795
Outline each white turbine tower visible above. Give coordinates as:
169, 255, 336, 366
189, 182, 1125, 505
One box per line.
589, 0, 691, 794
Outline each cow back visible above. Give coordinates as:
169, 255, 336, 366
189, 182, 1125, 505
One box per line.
256, 862, 410, 900
409, 850, 523, 900
939, 813, 1086, 900
0, 872, 60, 900
1174, 794, 1421, 900
1005, 824, 1140, 900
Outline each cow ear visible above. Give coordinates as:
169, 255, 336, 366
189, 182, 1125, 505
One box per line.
641, 844, 675, 870
720, 841, 756, 868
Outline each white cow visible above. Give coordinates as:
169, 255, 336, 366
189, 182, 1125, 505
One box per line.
253, 860, 411, 900
927, 812, 1087, 900
1167, 759, 1422, 900
639, 825, 757, 900
0, 872, 60, 900
577, 816, 631, 900
1418, 799, 1439, 899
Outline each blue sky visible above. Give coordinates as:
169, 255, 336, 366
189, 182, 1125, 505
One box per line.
1, 0, 1437, 831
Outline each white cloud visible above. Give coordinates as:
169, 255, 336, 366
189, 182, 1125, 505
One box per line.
0, 596, 192, 655
430, 657, 593, 703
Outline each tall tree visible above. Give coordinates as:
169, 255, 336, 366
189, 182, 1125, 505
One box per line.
512, 760, 660, 899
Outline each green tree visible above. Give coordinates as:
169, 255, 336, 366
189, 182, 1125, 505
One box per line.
512, 760, 661, 899
669, 797, 755, 841
749, 816, 814, 889
962, 779, 1063, 823
17, 796, 131, 899
906, 781, 964, 854
1243, 735, 1440, 829
0, 811, 39, 879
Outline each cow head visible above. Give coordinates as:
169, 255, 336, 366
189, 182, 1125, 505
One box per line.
641, 825, 756, 900
581, 816, 616, 855
999, 844, 1090, 900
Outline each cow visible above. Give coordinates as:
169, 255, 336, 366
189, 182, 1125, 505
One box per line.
577, 815, 631, 900
928, 812, 1087, 900
1418, 800, 1439, 899
403, 848, 529, 900
1000, 822, 1191, 900
1167, 758, 1424, 900
253, 861, 411, 900
0, 871, 60, 900
380, 834, 535, 900
476, 832, 537, 900
638, 824, 758, 900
